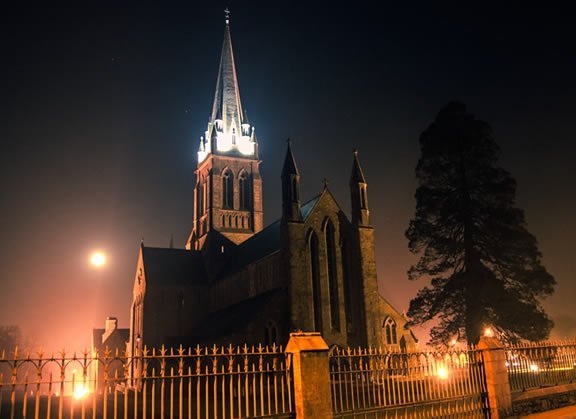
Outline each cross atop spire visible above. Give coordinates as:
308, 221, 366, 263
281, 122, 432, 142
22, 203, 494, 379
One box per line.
224, 7, 230, 25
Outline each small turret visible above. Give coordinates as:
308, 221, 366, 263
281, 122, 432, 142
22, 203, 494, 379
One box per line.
281, 140, 302, 222
350, 149, 370, 226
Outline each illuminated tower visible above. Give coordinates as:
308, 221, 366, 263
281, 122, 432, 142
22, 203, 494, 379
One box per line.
186, 9, 263, 250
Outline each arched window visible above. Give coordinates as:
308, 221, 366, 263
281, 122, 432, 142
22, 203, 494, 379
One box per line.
222, 169, 234, 209
360, 186, 367, 209
231, 127, 236, 145
308, 231, 322, 332
239, 171, 250, 210
324, 220, 340, 331
384, 317, 397, 345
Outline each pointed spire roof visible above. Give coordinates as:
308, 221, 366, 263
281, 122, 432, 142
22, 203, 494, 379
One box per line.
210, 11, 244, 132
281, 139, 299, 177
350, 149, 367, 183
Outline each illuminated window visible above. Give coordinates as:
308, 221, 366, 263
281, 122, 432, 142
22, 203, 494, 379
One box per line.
384, 317, 397, 345
222, 169, 234, 209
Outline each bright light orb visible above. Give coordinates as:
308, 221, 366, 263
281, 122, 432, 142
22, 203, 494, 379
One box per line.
483, 327, 494, 337
437, 367, 449, 380
73, 384, 89, 400
90, 252, 106, 267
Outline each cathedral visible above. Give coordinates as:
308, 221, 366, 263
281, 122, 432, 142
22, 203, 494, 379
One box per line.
127, 13, 416, 356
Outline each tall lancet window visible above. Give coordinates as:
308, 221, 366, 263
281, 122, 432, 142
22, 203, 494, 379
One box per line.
239, 171, 249, 210
231, 128, 237, 145
384, 317, 397, 345
324, 219, 341, 331
222, 169, 234, 209
308, 231, 322, 332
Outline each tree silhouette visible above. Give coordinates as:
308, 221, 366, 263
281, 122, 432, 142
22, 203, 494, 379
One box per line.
406, 102, 555, 346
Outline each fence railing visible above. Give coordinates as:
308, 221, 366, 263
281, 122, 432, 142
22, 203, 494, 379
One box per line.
329, 347, 490, 418
0, 344, 294, 419
505, 339, 576, 392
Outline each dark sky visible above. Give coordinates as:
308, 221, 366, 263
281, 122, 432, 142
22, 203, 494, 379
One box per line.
1, 2, 575, 350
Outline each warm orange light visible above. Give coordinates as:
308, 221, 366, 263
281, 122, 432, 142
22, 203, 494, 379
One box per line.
90, 252, 106, 267
73, 384, 89, 400
483, 327, 493, 337
437, 367, 449, 380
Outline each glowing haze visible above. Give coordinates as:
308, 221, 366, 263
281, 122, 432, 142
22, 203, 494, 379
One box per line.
0, 4, 575, 351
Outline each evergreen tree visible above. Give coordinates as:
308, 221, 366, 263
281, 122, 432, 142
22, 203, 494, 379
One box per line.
406, 102, 555, 346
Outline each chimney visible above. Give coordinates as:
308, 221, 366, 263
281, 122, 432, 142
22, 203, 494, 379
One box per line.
102, 316, 118, 343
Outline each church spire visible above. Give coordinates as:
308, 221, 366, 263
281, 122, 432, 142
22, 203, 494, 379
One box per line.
350, 149, 370, 226
210, 8, 244, 129
187, 11, 263, 250
281, 139, 302, 222
197, 8, 256, 164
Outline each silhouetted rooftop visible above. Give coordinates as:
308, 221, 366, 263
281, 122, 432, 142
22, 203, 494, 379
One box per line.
142, 247, 206, 285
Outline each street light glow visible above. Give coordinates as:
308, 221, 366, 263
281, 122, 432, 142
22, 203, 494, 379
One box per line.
90, 252, 106, 267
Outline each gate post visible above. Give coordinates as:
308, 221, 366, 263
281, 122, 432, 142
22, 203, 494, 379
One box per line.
286, 332, 333, 419
478, 336, 512, 418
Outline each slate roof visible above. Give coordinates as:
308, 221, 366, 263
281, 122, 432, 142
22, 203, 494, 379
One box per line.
300, 194, 321, 220
142, 247, 206, 285
221, 194, 322, 275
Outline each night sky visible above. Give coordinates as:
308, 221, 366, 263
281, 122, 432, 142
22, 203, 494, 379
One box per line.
1, 2, 575, 350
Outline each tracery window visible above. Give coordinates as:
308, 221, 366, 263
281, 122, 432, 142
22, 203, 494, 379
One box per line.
384, 317, 398, 345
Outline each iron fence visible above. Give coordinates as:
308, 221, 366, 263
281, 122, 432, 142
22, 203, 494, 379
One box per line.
0, 344, 294, 419
505, 339, 576, 392
329, 347, 490, 418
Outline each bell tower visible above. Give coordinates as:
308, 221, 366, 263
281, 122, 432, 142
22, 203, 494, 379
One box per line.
186, 9, 263, 250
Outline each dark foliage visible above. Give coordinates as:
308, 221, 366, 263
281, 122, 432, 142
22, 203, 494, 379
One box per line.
406, 102, 555, 346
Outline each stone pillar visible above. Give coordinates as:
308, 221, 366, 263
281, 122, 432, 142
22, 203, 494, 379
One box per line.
285, 332, 333, 419
478, 336, 512, 418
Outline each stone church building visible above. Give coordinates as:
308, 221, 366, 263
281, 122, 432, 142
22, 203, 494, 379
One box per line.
127, 15, 416, 356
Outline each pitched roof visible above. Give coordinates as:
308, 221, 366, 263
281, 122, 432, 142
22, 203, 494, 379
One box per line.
92, 328, 130, 350
142, 247, 206, 285
222, 220, 281, 275
221, 194, 321, 276
300, 194, 321, 220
